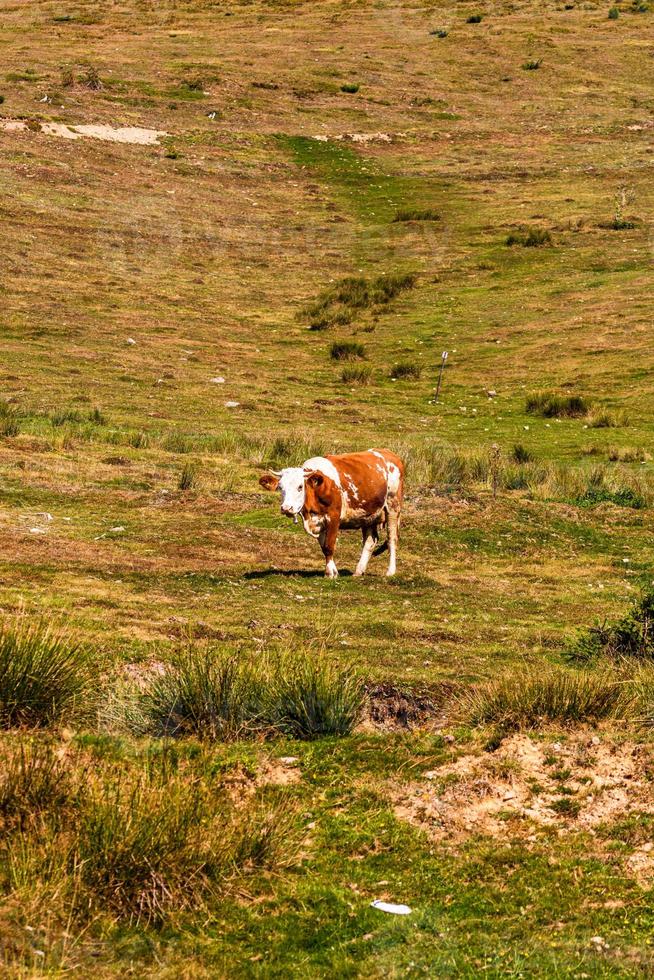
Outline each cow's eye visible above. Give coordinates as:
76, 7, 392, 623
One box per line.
297, 485, 302, 491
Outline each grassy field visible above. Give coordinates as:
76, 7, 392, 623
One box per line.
1, 0, 654, 974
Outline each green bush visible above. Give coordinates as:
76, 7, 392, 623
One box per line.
270, 659, 365, 739
467, 14, 483, 22
568, 589, 654, 662
340, 82, 359, 93
608, 5, 620, 16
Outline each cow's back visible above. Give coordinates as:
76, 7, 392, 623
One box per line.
322, 450, 403, 526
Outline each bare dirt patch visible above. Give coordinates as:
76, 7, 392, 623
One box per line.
364, 682, 453, 731
394, 729, 654, 843
1, 120, 166, 144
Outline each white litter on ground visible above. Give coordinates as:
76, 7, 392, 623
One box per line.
370, 900, 412, 915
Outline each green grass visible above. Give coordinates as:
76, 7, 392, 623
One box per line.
2, 0, 654, 971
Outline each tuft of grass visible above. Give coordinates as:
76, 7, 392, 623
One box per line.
330, 341, 366, 361
430, 28, 449, 37
0, 619, 92, 728
522, 58, 543, 70
586, 408, 628, 429
341, 365, 372, 385
0, 401, 20, 437
270, 658, 365, 739
506, 227, 552, 247
462, 667, 633, 730
88, 406, 107, 425
568, 589, 654, 663
390, 361, 422, 380
467, 14, 483, 23
511, 443, 534, 464
80, 64, 102, 89
0, 741, 73, 829
392, 208, 440, 222
125, 646, 364, 742
304, 273, 416, 329
178, 461, 201, 491
608, 5, 620, 16
340, 83, 360, 93
526, 391, 590, 418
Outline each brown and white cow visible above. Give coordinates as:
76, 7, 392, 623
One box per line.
259, 449, 404, 578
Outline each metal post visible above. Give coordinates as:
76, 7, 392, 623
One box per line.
435, 351, 448, 402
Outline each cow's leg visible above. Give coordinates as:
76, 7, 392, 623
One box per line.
386, 510, 399, 576
354, 525, 378, 577
318, 520, 339, 578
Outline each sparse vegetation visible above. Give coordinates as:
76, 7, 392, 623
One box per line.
178, 460, 200, 491
467, 14, 483, 23
522, 58, 542, 70
0, 402, 20, 437
80, 64, 102, 89
340, 82, 360, 93
304, 273, 416, 330
608, 5, 620, 16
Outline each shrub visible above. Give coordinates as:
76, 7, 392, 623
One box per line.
392, 208, 440, 222
522, 59, 542, 70
575, 484, 645, 510
178, 461, 200, 491
0, 402, 20, 437
608, 5, 620, 16
340, 83, 359, 93
60, 65, 75, 87
341, 365, 372, 385
430, 28, 449, 37
0, 619, 91, 728
330, 341, 366, 361
308, 310, 352, 331
304, 273, 416, 328
270, 659, 365, 739
467, 14, 483, 23
390, 361, 421, 380
462, 667, 632, 730
568, 589, 654, 663
599, 217, 636, 230
526, 391, 590, 418
506, 228, 552, 247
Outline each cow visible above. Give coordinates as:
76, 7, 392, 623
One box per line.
259, 449, 404, 578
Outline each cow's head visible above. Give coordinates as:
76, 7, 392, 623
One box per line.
259, 467, 306, 516
302, 471, 339, 536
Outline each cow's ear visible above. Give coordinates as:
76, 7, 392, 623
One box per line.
306, 472, 323, 489
259, 473, 280, 492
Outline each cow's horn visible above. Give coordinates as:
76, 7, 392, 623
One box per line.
271, 469, 283, 477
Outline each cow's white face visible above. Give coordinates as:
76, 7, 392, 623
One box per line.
277, 467, 306, 516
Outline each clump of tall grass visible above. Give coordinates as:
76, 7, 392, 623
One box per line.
304, 273, 416, 329
0, 741, 73, 829
608, 446, 650, 463
341, 365, 372, 385
330, 341, 366, 361
568, 589, 654, 664
392, 208, 440, 222
0, 619, 92, 728
586, 408, 628, 429
511, 443, 534, 464
461, 667, 633, 730
270, 658, 365, 739
506, 227, 552, 247
390, 361, 421, 380
123, 646, 364, 742
522, 58, 542, 70
178, 461, 201, 491
526, 391, 590, 418
0, 401, 20, 437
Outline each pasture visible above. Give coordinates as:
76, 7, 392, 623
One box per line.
1, 0, 654, 974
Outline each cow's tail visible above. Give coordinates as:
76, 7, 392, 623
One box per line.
372, 538, 388, 557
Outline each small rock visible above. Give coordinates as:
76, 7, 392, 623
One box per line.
109, 526, 126, 533
591, 736, 600, 746
225, 401, 240, 408
487, 389, 497, 397
279, 756, 299, 765
503, 790, 516, 801
641, 842, 653, 853
210, 376, 225, 384
126, 337, 136, 345
29, 527, 46, 534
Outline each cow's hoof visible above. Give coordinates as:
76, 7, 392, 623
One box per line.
353, 569, 364, 577
386, 568, 397, 577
